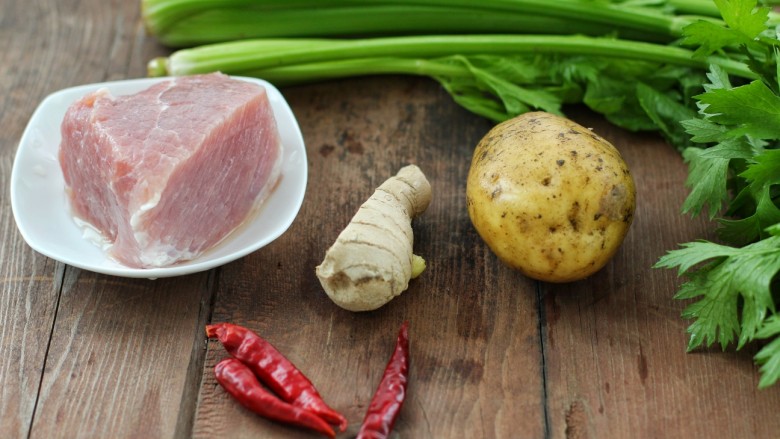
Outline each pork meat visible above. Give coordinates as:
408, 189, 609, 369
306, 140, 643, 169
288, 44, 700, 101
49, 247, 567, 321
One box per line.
59, 73, 282, 268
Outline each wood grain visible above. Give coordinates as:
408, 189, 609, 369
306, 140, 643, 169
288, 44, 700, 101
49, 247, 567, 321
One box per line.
192, 77, 547, 438
29, 271, 213, 439
0, 0, 79, 436
1, 0, 209, 438
542, 111, 780, 438
2, 0, 780, 438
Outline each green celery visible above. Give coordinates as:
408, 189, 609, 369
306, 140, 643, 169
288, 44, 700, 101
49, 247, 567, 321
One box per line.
154, 6, 661, 47
655, 0, 780, 389
667, 0, 721, 16
236, 57, 474, 86
149, 34, 755, 79
142, 0, 706, 46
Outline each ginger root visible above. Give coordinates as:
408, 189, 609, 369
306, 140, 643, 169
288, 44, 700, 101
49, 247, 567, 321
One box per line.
316, 165, 432, 312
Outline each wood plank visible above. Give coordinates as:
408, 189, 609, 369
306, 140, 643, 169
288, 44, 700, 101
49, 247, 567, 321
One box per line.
192, 77, 547, 438
543, 111, 780, 438
0, 253, 61, 438
4, 0, 780, 437
29, 271, 213, 439
0, 0, 213, 437
0, 0, 82, 436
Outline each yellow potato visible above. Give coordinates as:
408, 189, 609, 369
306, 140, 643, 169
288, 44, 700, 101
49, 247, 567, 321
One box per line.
466, 112, 636, 282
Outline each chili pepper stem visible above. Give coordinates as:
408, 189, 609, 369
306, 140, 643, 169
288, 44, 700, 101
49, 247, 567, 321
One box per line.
205, 324, 219, 338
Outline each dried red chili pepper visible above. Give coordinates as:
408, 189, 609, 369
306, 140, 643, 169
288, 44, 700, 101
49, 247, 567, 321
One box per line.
214, 358, 335, 438
206, 323, 347, 431
356, 321, 410, 439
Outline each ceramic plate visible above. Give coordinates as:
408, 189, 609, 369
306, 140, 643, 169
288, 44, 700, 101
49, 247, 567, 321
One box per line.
10, 76, 307, 279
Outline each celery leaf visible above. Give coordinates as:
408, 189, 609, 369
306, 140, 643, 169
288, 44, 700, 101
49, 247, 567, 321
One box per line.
718, 187, 780, 244
657, 235, 780, 353
636, 81, 699, 147
756, 316, 780, 388
680, 118, 728, 143
713, 0, 770, 39
740, 148, 780, 188
680, 146, 731, 218
696, 80, 780, 139
682, 20, 751, 57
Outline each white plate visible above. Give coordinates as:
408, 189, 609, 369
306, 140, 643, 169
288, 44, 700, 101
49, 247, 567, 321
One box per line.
10, 76, 307, 279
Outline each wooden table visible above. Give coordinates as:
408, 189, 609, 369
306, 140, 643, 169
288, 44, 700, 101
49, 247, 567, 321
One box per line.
2, 1, 779, 438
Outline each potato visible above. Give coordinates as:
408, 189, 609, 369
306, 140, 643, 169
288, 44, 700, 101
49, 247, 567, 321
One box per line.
466, 112, 636, 283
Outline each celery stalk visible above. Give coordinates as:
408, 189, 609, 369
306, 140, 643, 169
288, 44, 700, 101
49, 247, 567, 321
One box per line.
148, 34, 755, 80
154, 6, 662, 47
142, 0, 705, 46
238, 57, 474, 86
667, 0, 721, 16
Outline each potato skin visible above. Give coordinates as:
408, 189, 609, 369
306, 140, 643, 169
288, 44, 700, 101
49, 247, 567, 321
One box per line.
466, 112, 636, 283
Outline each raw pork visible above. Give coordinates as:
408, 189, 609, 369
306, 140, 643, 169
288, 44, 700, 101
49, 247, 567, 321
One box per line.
59, 73, 282, 268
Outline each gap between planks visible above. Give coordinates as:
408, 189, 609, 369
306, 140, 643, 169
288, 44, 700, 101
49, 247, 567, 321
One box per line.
26, 262, 67, 439
173, 268, 221, 439
536, 280, 552, 439
24, 263, 220, 439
